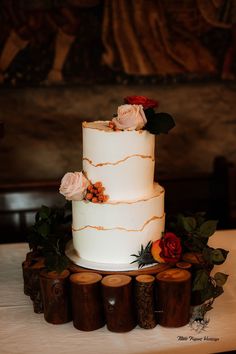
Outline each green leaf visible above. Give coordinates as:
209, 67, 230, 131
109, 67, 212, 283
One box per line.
143, 108, 155, 119
37, 222, 50, 238
45, 254, 69, 273
211, 248, 227, 265
39, 205, 51, 220
200, 283, 215, 302
200, 283, 224, 302
202, 246, 213, 263
182, 216, 197, 233
193, 212, 207, 228
193, 269, 209, 291
145, 112, 175, 135
219, 248, 229, 260
213, 286, 224, 298
199, 220, 218, 238
214, 272, 229, 286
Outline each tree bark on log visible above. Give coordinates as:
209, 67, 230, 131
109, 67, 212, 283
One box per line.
70, 272, 105, 331
135, 274, 157, 329
156, 268, 191, 327
22, 257, 45, 313
22, 256, 44, 296
40, 270, 71, 324
102, 274, 136, 332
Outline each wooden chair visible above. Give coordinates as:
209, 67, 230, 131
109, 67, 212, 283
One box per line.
0, 121, 4, 139
213, 156, 236, 229
228, 164, 236, 228
0, 156, 234, 244
0, 181, 65, 243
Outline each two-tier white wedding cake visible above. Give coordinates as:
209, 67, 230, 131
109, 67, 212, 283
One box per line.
60, 96, 175, 269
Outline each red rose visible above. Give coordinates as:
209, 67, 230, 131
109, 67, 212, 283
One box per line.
124, 96, 158, 109
159, 232, 182, 263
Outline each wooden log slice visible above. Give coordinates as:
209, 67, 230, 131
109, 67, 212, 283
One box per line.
176, 262, 192, 270
101, 274, 136, 332
25, 251, 42, 262
40, 269, 71, 324
182, 252, 205, 267
68, 261, 171, 276
135, 274, 157, 329
156, 268, 191, 327
70, 272, 105, 331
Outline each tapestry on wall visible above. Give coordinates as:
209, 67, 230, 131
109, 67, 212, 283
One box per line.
0, 0, 235, 86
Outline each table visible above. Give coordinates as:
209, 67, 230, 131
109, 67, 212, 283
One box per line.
0, 230, 236, 354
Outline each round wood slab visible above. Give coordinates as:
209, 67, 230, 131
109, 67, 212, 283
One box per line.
68, 261, 171, 276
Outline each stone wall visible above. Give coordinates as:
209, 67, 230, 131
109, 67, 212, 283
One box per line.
0, 82, 235, 183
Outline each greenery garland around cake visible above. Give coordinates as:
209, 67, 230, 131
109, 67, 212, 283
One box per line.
131, 212, 229, 310
28, 201, 229, 318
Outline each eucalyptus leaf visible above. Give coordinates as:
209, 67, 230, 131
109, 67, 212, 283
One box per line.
199, 220, 218, 238
214, 272, 229, 287
193, 269, 209, 291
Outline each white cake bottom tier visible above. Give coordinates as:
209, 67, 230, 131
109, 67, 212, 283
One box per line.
72, 183, 165, 264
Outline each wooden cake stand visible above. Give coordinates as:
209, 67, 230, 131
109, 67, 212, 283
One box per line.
65, 241, 171, 276
68, 261, 171, 276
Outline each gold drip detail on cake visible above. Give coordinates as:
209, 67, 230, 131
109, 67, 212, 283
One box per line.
72, 214, 165, 233
83, 154, 154, 168
103, 189, 164, 205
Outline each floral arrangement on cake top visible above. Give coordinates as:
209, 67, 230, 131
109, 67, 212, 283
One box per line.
109, 95, 175, 134
132, 212, 229, 307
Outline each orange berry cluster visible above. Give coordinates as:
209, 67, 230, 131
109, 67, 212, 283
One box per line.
85, 182, 109, 203
108, 121, 120, 131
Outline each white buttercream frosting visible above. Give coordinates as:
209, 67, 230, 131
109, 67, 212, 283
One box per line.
72, 183, 165, 264
82, 121, 155, 201
71, 120, 164, 267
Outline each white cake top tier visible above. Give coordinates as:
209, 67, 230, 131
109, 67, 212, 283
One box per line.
82, 121, 155, 201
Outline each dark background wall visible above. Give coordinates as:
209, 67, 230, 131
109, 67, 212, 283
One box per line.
0, 82, 236, 183
0, 0, 236, 241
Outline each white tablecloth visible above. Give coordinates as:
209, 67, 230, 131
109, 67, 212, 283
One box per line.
0, 230, 236, 354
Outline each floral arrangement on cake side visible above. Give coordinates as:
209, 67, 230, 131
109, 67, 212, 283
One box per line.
59, 172, 109, 203
131, 212, 229, 309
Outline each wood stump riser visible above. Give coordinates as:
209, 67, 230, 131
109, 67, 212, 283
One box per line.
23, 258, 194, 331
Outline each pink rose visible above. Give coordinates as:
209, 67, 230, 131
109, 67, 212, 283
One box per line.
112, 104, 147, 130
59, 172, 89, 201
